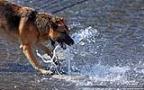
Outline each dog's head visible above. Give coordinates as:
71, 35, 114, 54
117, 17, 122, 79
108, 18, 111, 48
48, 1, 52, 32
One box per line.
48, 16, 74, 49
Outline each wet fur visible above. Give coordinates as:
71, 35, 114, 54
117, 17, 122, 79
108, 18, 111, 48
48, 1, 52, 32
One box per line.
0, 0, 74, 75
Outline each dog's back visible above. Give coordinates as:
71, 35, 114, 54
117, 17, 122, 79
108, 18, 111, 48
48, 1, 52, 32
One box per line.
0, 0, 36, 41
0, 0, 37, 32
0, 0, 21, 30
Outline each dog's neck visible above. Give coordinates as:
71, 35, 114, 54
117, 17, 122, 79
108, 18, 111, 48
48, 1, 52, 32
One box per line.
35, 13, 52, 35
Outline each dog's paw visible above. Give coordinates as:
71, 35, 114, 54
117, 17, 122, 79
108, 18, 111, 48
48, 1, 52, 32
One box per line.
39, 69, 54, 75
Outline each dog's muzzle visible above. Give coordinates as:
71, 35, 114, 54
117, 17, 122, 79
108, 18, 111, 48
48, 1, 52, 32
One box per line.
57, 35, 74, 49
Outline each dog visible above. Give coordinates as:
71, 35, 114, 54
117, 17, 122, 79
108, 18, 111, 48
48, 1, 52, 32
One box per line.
0, 0, 74, 75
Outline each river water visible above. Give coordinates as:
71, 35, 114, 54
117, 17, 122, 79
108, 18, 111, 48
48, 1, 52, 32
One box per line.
0, 0, 144, 90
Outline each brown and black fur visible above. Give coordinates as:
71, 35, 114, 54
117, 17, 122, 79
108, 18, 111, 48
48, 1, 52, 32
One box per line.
0, 0, 74, 75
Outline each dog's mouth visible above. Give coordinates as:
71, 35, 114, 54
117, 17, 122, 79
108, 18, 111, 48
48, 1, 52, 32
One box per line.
57, 39, 74, 50
59, 42, 67, 49
51, 40, 67, 49
52, 35, 74, 50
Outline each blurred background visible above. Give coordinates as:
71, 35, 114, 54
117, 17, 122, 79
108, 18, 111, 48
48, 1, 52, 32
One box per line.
0, 0, 144, 89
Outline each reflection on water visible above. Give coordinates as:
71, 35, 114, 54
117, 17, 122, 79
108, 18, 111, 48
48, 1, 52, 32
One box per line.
0, 0, 144, 89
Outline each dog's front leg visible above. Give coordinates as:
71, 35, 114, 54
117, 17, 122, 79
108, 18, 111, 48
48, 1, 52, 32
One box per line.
21, 44, 53, 75
36, 44, 60, 65
36, 43, 53, 57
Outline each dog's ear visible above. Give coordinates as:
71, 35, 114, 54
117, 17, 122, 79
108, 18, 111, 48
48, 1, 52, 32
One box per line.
52, 16, 64, 23
51, 16, 58, 23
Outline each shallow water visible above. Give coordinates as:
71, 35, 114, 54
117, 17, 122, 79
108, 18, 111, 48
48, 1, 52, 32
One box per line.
0, 0, 144, 90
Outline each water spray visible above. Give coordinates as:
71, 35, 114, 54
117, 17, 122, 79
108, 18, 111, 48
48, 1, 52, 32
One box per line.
36, 45, 61, 75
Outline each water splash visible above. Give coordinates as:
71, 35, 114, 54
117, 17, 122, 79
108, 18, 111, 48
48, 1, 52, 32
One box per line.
72, 26, 98, 44
36, 26, 98, 74
36, 25, 143, 87
36, 45, 59, 64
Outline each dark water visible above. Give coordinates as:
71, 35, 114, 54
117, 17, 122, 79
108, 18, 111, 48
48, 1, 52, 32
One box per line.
0, 0, 144, 90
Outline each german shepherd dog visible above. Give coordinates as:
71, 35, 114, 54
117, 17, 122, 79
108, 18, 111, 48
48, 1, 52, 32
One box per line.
0, 0, 74, 75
